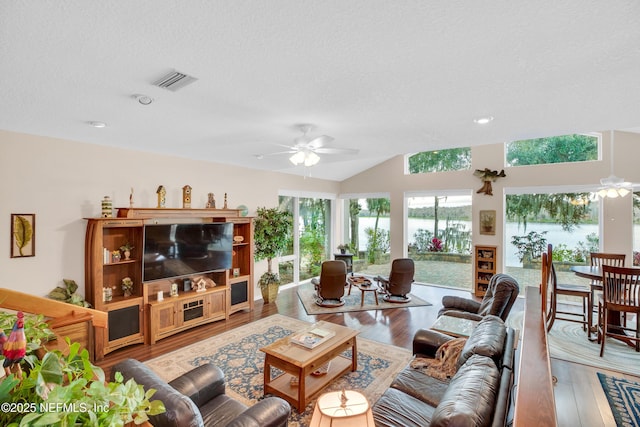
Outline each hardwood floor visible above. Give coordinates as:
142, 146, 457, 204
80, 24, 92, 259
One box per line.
99, 283, 638, 427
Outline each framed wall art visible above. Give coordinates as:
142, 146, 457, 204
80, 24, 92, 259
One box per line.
479, 210, 496, 235
11, 213, 35, 258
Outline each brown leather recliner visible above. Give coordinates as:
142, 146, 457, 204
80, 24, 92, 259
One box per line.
374, 258, 415, 303
438, 273, 520, 321
311, 260, 347, 307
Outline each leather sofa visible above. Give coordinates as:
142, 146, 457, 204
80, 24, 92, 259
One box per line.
372, 315, 516, 427
438, 273, 520, 321
112, 358, 291, 427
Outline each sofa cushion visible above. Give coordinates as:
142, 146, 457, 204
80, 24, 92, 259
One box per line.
390, 365, 450, 407
432, 354, 500, 427
200, 395, 249, 427
373, 387, 436, 427
457, 315, 506, 369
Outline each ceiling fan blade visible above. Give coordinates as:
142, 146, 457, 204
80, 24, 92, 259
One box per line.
307, 135, 334, 149
314, 147, 359, 155
262, 150, 297, 156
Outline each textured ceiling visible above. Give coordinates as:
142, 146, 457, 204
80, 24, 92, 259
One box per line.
1, 1, 639, 181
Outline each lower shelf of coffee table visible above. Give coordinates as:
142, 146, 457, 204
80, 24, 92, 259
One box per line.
267, 355, 352, 403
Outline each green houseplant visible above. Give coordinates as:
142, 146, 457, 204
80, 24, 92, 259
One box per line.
254, 207, 293, 303
0, 340, 165, 426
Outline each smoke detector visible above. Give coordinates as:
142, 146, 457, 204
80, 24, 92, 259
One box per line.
153, 70, 198, 92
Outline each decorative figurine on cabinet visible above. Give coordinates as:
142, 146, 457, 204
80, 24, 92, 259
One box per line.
101, 196, 113, 218
156, 185, 166, 208
182, 185, 192, 208
206, 193, 216, 209
223, 193, 228, 209
129, 187, 134, 208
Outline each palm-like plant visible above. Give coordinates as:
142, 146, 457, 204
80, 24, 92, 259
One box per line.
254, 207, 293, 291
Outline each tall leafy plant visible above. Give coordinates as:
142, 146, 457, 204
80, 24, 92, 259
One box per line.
254, 207, 293, 290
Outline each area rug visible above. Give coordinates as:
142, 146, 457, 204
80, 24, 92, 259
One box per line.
597, 372, 640, 427
145, 314, 412, 426
507, 311, 640, 376
297, 283, 432, 315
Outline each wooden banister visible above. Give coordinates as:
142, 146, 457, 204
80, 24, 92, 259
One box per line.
0, 288, 107, 329
513, 286, 557, 426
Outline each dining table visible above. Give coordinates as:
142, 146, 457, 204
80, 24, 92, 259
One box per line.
570, 265, 634, 347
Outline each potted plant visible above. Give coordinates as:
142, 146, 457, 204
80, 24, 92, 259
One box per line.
122, 276, 134, 297
0, 340, 165, 426
120, 242, 134, 260
254, 207, 293, 303
337, 244, 350, 254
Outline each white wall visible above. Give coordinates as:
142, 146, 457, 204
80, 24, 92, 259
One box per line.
0, 130, 339, 298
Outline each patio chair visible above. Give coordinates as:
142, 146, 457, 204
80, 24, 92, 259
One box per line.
374, 258, 415, 303
312, 260, 348, 307
439, 273, 520, 321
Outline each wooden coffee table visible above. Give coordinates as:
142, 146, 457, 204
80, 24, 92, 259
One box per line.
260, 321, 359, 412
348, 276, 378, 306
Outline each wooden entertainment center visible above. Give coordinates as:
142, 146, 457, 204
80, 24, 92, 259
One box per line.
85, 208, 254, 360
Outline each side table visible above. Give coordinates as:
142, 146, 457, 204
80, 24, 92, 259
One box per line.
334, 253, 354, 276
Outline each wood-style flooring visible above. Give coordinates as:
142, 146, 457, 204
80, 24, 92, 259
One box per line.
99, 283, 639, 427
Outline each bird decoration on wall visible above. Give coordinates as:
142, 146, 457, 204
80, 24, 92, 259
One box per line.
474, 168, 507, 196
0, 311, 27, 378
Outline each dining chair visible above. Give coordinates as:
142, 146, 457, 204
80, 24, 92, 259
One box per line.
547, 251, 591, 334
590, 253, 626, 324
597, 265, 640, 356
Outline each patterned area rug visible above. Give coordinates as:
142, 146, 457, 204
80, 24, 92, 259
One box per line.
297, 282, 432, 315
507, 311, 640, 376
145, 314, 412, 426
597, 372, 640, 427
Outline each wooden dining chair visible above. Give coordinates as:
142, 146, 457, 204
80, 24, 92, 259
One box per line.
597, 265, 640, 356
545, 244, 591, 333
590, 253, 626, 324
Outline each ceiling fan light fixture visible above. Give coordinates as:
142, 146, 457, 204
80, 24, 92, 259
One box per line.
304, 151, 320, 167
597, 131, 633, 199
289, 151, 306, 165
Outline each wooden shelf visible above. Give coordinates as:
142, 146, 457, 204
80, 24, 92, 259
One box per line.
474, 245, 497, 297
85, 209, 254, 360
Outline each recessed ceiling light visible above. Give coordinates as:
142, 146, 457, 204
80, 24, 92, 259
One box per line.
474, 116, 494, 125
133, 94, 154, 105
89, 121, 107, 128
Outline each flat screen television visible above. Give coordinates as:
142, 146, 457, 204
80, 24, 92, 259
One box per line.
143, 223, 233, 282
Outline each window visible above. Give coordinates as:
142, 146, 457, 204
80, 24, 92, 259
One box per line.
277, 194, 333, 284
343, 197, 391, 274
506, 134, 598, 167
407, 148, 471, 174
505, 192, 599, 288
406, 193, 472, 289
633, 192, 640, 266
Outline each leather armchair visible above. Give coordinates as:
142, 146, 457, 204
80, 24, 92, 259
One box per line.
311, 260, 347, 307
112, 358, 291, 427
438, 273, 520, 321
374, 258, 415, 302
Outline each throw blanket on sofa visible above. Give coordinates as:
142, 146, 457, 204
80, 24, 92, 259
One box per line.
410, 337, 467, 380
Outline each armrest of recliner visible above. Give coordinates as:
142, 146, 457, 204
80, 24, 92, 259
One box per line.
169, 364, 226, 408
225, 397, 291, 427
412, 328, 454, 357
441, 295, 481, 313
438, 310, 484, 322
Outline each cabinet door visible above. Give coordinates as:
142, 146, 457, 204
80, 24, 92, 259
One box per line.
207, 291, 226, 321
151, 302, 179, 343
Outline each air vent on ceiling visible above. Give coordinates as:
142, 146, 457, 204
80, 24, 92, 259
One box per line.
153, 70, 198, 92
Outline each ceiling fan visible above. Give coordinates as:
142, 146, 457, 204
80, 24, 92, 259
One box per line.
262, 124, 359, 167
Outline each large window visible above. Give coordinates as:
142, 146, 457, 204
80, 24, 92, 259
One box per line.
505, 191, 599, 287
633, 192, 640, 266
406, 192, 472, 289
506, 134, 598, 167
343, 197, 391, 275
278, 194, 333, 284
407, 148, 471, 174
